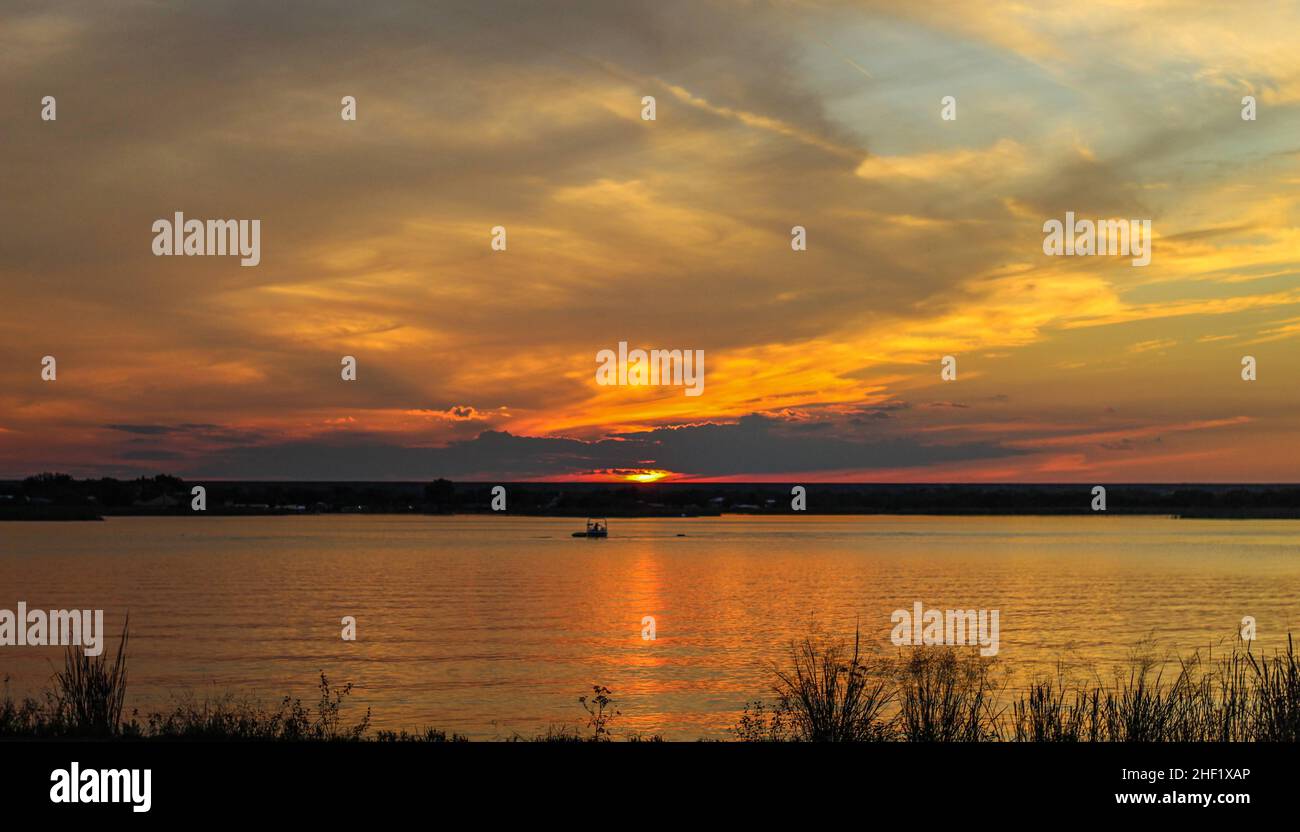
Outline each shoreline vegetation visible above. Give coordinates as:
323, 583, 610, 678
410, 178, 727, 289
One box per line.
4, 625, 1297, 742
4, 474, 1300, 520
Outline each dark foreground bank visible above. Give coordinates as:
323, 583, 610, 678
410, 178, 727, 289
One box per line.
4, 628, 1287, 818
1, 739, 1277, 820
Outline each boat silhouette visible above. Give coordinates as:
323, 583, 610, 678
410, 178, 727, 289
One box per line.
572, 518, 608, 538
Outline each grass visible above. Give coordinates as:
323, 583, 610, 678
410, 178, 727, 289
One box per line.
55, 615, 130, 736
735, 630, 1300, 742
5, 622, 1298, 742
0, 622, 638, 742
768, 625, 895, 741
0, 621, 409, 741
896, 647, 1005, 741
1007, 636, 1300, 743
131, 672, 376, 741
733, 633, 1004, 742
0, 617, 130, 738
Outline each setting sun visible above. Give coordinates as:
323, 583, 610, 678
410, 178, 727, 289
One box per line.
624, 469, 671, 483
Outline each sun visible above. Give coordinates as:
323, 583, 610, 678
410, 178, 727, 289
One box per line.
624, 469, 671, 483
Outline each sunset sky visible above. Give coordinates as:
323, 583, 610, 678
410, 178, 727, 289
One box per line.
2, 0, 1298, 482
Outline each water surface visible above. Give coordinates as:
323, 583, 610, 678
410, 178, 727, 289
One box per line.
2, 515, 1297, 739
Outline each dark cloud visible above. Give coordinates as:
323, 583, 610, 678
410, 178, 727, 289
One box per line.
849, 400, 911, 423
106, 424, 178, 435
182, 414, 1022, 479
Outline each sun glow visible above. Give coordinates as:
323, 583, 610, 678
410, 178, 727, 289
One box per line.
625, 469, 671, 483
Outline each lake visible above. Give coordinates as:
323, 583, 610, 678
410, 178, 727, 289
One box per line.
2, 515, 1298, 739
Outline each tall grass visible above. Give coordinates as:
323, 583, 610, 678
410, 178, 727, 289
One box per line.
1007, 638, 1298, 742
740, 630, 1300, 742
7, 622, 1300, 742
53, 616, 129, 736
736, 625, 895, 741
895, 647, 1003, 741
0, 617, 129, 738
773, 625, 895, 741
1010, 678, 1103, 742
0, 625, 626, 741
1249, 634, 1300, 741
0, 621, 378, 741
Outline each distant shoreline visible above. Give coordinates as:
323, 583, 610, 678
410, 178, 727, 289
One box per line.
8, 511, 1300, 521
4, 476, 1300, 520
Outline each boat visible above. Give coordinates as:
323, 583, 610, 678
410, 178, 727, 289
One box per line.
572, 518, 608, 538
